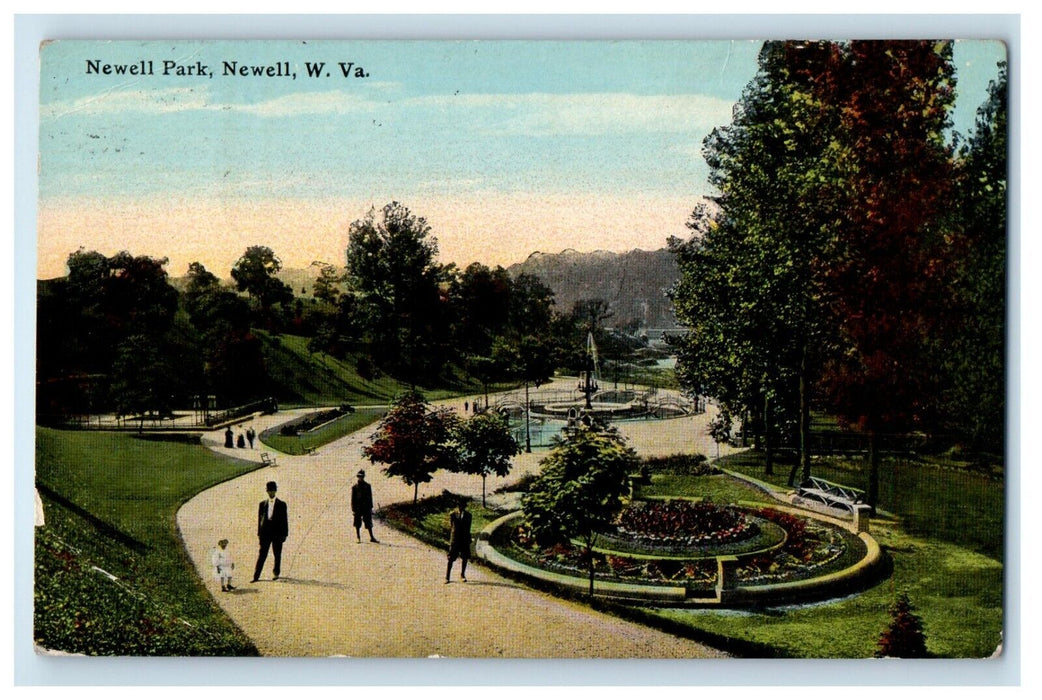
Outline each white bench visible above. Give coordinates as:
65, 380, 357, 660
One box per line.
797, 476, 865, 513
260, 452, 278, 467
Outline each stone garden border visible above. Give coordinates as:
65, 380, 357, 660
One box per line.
475, 505, 886, 607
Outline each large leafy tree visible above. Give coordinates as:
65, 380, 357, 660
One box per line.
820, 41, 958, 510
37, 250, 184, 416
941, 62, 1007, 453
451, 411, 520, 507
363, 392, 459, 503
671, 41, 842, 479
230, 245, 294, 321
345, 202, 450, 383
521, 427, 637, 597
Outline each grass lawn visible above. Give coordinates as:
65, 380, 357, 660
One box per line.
261, 406, 385, 455
635, 451, 1005, 658
717, 450, 1004, 561
381, 454, 1004, 659
257, 331, 513, 406
34, 427, 262, 655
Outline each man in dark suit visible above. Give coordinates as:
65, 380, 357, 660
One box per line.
252, 480, 288, 582
351, 470, 378, 543
445, 498, 472, 583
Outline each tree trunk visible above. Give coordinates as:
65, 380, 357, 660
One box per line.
413, 481, 419, 504
482, 474, 487, 508
763, 393, 774, 476
800, 344, 812, 484
586, 538, 595, 598
525, 382, 532, 453
868, 431, 880, 515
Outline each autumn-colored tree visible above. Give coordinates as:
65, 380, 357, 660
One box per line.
820, 41, 958, 510
875, 593, 929, 658
363, 392, 459, 503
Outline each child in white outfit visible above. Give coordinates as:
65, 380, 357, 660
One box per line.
211, 538, 235, 592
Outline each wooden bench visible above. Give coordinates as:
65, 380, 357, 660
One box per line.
797, 476, 865, 513
260, 452, 278, 467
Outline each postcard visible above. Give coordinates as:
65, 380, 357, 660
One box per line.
33, 38, 1008, 661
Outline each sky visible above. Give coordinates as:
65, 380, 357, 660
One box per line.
36, 39, 1008, 280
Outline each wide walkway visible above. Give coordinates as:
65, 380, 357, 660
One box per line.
176, 384, 740, 657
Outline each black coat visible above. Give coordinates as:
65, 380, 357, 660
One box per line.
257, 498, 289, 542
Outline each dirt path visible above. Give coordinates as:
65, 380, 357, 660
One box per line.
176, 387, 739, 658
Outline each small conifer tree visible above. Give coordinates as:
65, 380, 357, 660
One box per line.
875, 592, 929, 658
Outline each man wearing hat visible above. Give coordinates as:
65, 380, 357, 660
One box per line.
252, 480, 289, 582
351, 470, 378, 543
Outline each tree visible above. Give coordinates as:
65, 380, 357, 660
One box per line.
345, 202, 450, 382
521, 427, 637, 597
875, 593, 929, 658
109, 334, 176, 428
452, 411, 520, 507
820, 41, 958, 511
450, 262, 512, 357
671, 41, 843, 481
941, 61, 1007, 454
230, 245, 294, 317
362, 392, 459, 502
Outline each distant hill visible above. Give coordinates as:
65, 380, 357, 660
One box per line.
506, 248, 681, 330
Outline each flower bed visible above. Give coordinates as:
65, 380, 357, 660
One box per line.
615, 500, 755, 547
497, 505, 863, 591
278, 404, 354, 436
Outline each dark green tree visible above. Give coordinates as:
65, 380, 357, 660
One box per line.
451, 411, 520, 507
941, 61, 1007, 454
230, 245, 294, 320
521, 427, 637, 597
671, 41, 843, 480
345, 203, 450, 383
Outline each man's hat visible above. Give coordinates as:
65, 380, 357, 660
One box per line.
266, 481, 277, 491
357, 470, 366, 477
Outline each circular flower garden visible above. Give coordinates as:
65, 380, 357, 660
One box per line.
483, 498, 874, 603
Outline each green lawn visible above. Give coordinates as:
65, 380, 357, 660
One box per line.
257, 331, 512, 406
260, 407, 385, 455
717, 450, 1004, 560
34, 428, 261, 655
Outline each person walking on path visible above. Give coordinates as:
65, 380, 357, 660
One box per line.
246, 426, 256, 449
445, 498, 472, 583
252, 481, 288, 582
224, 426, 234, 448
211, 538, 236, 592
351, 470, 378, 543
237, 431, 246, 449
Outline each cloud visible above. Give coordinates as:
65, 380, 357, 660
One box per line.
43, 85, 735, 138
411, 92, 736, 136
41, 87, 393, 120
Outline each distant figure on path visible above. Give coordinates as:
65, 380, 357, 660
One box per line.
445, 498, 472, 583
351, 470, 378, 543
246, 426, 256, 449
252, 481, 288, 582
237, 431, 246, 449
211, 538, 236, 592
464, 401, 469, 412
224, 426, 234, 448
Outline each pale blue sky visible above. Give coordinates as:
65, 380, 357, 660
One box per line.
37, 39, 1007, 277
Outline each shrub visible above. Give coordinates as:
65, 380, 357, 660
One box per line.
876, 593, 929, 658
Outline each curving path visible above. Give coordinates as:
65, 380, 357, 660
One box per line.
177, 383, 741, 657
